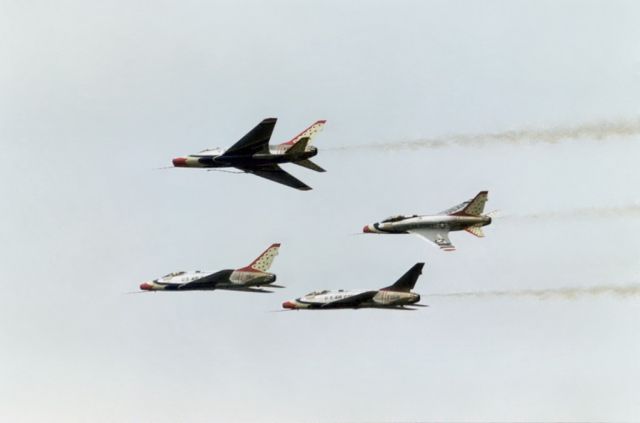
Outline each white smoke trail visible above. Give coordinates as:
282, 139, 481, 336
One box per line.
429, 284, 640, 300
503, 205, 640, 220
332, 118, 640, 151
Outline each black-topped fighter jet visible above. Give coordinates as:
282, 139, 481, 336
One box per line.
172, 118, 326, 190
139, 243, 283, 293
282, 263, 427, 310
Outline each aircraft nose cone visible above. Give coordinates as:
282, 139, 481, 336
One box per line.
363, 225, 372, 233
140, 282, 153, 291
172, 157, 187, 167
282, 301, 296, 310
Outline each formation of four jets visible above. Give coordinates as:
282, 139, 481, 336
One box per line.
144, 118, 493, 310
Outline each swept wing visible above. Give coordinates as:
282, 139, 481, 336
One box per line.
176, 272, 226, 290
408, 228, 456, 251
320, 291, 378, 309
221, 118, 277, 157
239, 164, 312, 191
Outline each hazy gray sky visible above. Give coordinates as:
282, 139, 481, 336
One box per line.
2, 1, 640, 421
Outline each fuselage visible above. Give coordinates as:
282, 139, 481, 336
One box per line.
364, 214, 492, 234
140, 269, 276, 291
282, 289, 420, 310
172, 145, 319, 169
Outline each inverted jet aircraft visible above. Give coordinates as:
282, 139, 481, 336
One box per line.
139, 243, 282, 293
282, 263, 425, 310
172, 118, 326, 191
362, 191, 492, 251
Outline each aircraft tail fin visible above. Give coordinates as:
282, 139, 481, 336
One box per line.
238, 243, 280, 272
381, 263, 424, 292
451, 191, 489, 217
280, 120, 326, 147
293, 159, 326, 172
465, 225, 485, 238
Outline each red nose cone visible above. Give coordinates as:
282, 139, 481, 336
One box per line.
172, 157, 187, 167
282, 301, 296, 309
363, 225, 372, 233
140, 282, 153, 291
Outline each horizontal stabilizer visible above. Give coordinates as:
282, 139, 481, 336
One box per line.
286, 137, 309, 155
465, 226, 485, 238
293, 159, 326, 172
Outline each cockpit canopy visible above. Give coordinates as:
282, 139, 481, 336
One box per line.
197, 147, 224, 155
305, 289, 330, 297
381, 214, 417, 223
161, 271, 185, 279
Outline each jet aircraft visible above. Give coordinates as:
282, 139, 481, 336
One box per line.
362, 191, 492, 251
282, 263, 425, 310
172, 118, 326, 191
140, 243, 283, 293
